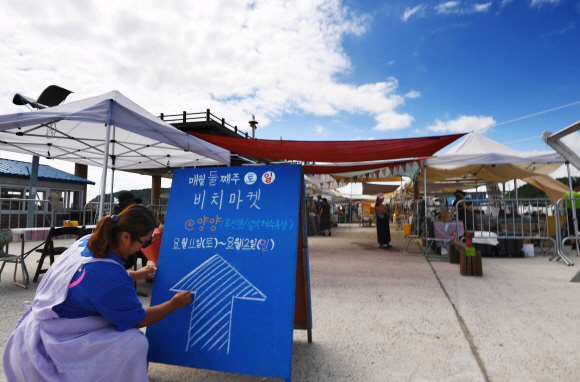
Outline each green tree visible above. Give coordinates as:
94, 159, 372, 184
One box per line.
505, 177, 578, 199
89, 188, 171, 205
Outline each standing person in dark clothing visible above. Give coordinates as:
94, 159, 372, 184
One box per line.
319, 198, 332, 236
375, 193, 392, 249
450, 190, 474, 231
316, 195, 323, 214
113, 191, 143, 215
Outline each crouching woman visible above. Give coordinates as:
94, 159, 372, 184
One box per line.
3, 205, 191, 382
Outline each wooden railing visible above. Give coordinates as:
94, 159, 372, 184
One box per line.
159, 109, 249, 138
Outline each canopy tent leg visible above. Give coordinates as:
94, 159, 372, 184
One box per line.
98, 124, 112, 221
349, 182, 352, 229
514, 179, 519, 216
413, 170, 419, 235
566, 162, 579, 258
109, 126, 117, 214
109, 170, 115, 214
27, 155, 39, 227
424, 165, 427, 222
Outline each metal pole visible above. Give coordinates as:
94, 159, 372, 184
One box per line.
514, 179, 519, 216
476, 183, 479, 229
109, 170, 115, 215
98, 124, 112, 221
350, 182, 352, 229
109, 126, 116, 215
566, 162, 579, 256
424, 165, 427, 221
27, 155, 39, 227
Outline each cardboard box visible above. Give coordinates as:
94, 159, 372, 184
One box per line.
547, 216, 566, 238
499, 223, 537, 236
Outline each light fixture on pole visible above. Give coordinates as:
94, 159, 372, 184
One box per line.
249, 115, 258, 139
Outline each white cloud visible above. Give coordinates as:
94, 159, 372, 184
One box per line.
436, 1, 460, 14
426, 115, 496, 133
314, 125, 325, 134
549, 163, 580, 179
374, 111, 414, 131
547, 132, 580, 178
530, 0, 560, 7
435, 1, 492, 15
541, 22, 575, 38
402, 4, 426, 21
474, 2, 492, 12
0, 0, 415, 136
405, 90, 421, 99
562, 131, 580, 152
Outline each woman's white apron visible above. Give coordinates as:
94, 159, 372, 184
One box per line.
3, 238, 149, 382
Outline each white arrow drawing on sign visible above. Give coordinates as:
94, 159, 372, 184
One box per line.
170, 254, 267, 354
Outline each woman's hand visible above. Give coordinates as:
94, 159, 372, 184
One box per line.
136, 291, 193, 328
170, 291, 193, 309
128, 266, 156, 281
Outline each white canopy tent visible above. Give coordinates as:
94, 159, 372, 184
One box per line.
0, 90, 230, 218
421, 132, 568, 201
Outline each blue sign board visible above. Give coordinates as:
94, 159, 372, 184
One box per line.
147, 164, 304, 380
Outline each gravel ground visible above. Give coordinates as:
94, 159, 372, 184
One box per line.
1, 225, 579, 381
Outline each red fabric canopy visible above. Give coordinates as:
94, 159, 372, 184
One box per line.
190, 133, 465, 163
302, 158, 427, 175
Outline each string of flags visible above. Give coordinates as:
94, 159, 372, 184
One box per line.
314, 161, 421, 188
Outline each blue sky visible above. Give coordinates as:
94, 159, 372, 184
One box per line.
265, 0, 580, 152
0, 0, 578, 197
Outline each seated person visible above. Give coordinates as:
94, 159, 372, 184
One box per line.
3, 205, 192, 381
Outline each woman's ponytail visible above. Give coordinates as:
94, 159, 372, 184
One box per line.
88, 205, 156, 258
88, 215, 118, 258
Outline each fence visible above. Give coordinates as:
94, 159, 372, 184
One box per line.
405, 197, 572, 265
159, 109, 250, 139
453, 198, 572, 265
81, 202, 115, 226
0, 198, 55, 229
555, 196, 580, 261
81, 202, 168, 227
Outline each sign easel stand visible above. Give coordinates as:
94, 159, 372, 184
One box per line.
293, 176, 313, 343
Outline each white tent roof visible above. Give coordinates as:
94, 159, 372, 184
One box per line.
426, 132, 564, 167
421, 132, 568, 200
0, 90, 230, 170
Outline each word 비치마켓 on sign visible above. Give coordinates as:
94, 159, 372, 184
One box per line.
190, 189, 261, 211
